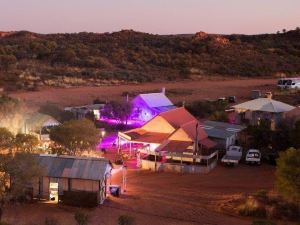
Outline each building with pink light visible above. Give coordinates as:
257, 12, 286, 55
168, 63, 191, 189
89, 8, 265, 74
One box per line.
130, 88, 176, 123
118, 107, 218, 173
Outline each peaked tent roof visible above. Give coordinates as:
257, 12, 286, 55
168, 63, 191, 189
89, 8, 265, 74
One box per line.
138, 93, 174, 108
26, 112, 60, 131
233, 98, 295, 113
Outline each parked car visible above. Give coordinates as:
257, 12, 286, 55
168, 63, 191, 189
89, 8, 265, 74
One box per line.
221, 145, 243, 166
245, 149, 261, 165
277, 77, 300, 89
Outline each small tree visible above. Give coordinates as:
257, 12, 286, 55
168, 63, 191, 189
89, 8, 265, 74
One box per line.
74, 211, 89, 225
118, 215, 135, 225
50, 119, 99, 156
14, 133, 39, 153
102, 101, 132, 125
208, 111, 228, 122
0, 128, 14, 151
0, 152, 45, 221
276, 148, 300, 204
248, 120, 273, 149
290, 120, 300, 149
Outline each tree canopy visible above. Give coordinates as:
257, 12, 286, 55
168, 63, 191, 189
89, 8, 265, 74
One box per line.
1, 29, 300, 91
50, 119, 99, 156
0, 152, 44, 221
102, 101, 132, 125
276, 148, 300, 203
14, 133, 39, 153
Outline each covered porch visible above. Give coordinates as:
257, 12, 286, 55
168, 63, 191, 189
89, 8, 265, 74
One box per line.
117, 131, 218, 174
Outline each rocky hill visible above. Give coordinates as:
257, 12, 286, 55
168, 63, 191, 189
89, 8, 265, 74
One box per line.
0, 29, 300, 90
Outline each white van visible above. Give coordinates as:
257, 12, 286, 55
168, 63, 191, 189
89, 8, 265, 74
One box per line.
277, 77, 300, 89
286, 78, 300, 89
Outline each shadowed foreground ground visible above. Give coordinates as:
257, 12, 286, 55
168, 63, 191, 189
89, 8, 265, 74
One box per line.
4, 164, 275, 225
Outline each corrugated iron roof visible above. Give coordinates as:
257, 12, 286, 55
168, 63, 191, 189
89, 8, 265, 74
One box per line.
139, 93, 174, 108
36, 155, 111, 181
160, 107, 197, 128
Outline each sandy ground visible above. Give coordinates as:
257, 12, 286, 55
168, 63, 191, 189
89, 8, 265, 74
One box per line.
3, 164, 275, 225
4, 78, 277, 224
10, 78, 276, 109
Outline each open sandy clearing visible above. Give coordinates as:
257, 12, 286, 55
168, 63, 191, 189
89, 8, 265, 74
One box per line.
10, 78, 276, 109
3, 164, 275, 225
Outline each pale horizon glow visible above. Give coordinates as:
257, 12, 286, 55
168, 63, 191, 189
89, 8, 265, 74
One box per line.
0, 0, 299, 35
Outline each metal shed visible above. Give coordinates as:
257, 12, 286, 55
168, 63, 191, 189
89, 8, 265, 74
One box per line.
33, 154, 112, 205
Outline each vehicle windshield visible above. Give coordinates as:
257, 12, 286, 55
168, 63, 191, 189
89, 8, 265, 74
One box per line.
286, 80, 292, 85
282, 80, 288, 85
247, 152, 260, 158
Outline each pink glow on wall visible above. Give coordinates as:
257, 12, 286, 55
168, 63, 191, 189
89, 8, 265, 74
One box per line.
99, 118, 145, 127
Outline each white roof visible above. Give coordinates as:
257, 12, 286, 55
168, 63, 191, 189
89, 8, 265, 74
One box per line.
139, 93, 173, 108
233, 98, 295, 113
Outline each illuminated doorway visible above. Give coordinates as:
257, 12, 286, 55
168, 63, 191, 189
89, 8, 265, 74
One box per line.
49, 181, 59, 202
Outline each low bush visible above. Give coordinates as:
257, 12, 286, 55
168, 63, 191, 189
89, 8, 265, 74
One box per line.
238, 197, 267, 218
74, 211, 89, 225
0, 222, 12, 225
267, 201, 300, 220
252, 220, 276, 225
44, 217, 60, 225
118, 215, 135, 225
254, 189, 268, 202
238, 192, 300, 222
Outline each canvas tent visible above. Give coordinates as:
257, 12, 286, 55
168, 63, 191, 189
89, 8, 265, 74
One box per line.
23, 112, 60, 148
232, 98, 295, 127
25, 112, 60, 133
233, 98, 295, 113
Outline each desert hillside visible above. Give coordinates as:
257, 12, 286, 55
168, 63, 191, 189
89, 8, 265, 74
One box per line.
0, 29, 300, 90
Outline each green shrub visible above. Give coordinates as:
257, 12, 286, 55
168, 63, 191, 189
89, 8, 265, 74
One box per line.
252, 220, 276, 225
0, 222, 11, 225
254, 189, 268, 201
238, 198, 267, 218
268, 201, 300, 220
118, 215, 135, 225
74, 211, 89, 225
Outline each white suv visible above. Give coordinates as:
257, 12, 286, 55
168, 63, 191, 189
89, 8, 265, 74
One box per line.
245, 149, 261, 165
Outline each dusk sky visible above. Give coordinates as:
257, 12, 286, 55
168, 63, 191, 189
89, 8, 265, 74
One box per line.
1, 0, 299, 35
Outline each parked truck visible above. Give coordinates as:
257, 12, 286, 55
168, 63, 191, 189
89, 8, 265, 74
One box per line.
221, 146, 243, 166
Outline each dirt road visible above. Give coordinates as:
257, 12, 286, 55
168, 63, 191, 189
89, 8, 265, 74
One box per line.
10, 78, 276, 109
